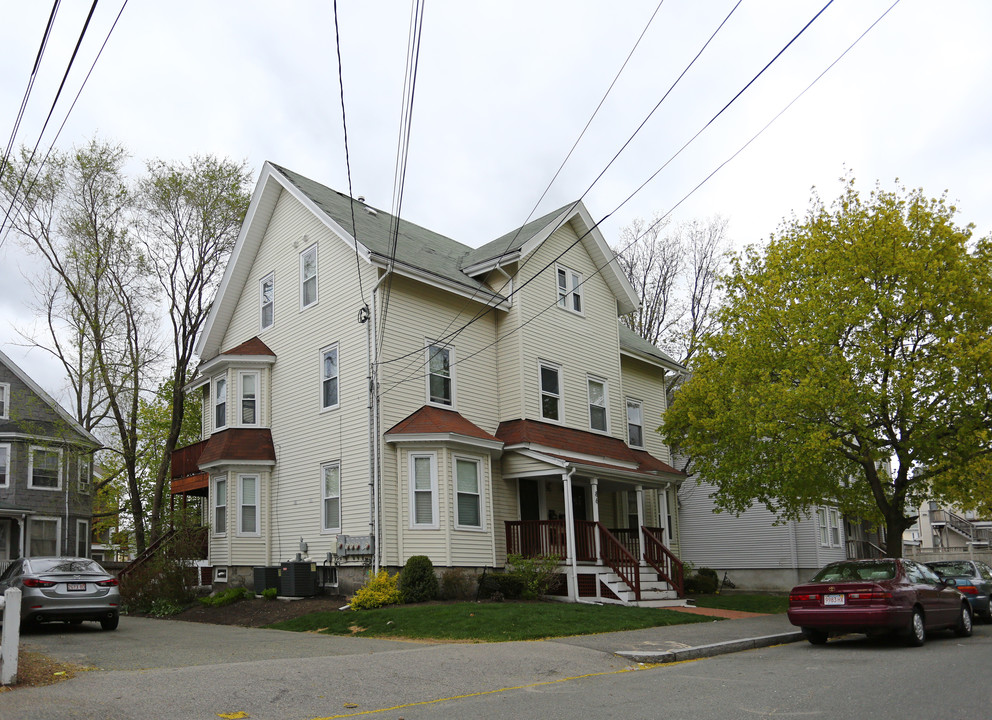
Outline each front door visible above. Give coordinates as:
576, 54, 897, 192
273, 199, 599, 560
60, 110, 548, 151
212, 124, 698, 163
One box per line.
572, 486, 593, 560
519, 479, 541, 521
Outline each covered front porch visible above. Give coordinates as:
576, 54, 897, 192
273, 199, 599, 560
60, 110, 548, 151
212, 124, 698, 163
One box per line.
503, 469, 684, 606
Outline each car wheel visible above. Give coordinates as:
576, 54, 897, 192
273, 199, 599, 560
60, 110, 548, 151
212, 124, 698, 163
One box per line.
907, 608, 925, 647
100, 614, 120, 631
955, 604, 973, 637
803, 628, 828, 645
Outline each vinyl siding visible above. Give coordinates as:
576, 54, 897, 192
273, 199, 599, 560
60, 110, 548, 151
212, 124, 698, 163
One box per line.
620, 355, 672, 464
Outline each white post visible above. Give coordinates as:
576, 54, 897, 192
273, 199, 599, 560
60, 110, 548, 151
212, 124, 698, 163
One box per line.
635, 485, 646, 566
590, 479, 602, 566
1, 587, 21, 686
562, 470, 578, 601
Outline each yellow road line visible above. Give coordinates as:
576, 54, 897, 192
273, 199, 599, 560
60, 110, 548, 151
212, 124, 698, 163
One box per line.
307, 662, 680, 719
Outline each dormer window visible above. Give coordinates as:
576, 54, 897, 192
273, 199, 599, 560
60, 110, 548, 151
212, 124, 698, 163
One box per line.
556, 264, 583, 314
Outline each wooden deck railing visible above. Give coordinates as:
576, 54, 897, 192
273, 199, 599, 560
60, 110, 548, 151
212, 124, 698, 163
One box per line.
171, 439, 209, 479
596, 522, 641, 601
642, 526, 684, 596
505, 519, 568, 558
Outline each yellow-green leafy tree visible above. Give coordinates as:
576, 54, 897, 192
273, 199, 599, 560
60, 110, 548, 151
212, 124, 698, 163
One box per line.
663, 178, 992, 557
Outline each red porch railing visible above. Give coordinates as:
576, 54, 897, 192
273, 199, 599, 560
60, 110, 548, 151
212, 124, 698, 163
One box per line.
171, 439, 208, 479
505, 520, 568, 558
643, 526, 684, 596
596, 522, 641, 601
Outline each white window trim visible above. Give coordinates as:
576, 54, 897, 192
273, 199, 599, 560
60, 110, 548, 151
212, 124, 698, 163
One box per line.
453, 455, 485, 532
213, 476, 227, 537
0, 382, 9, 419
626, 398, 644, 449
28, 445, 62, 491
555, 263, 584, 315
409, 452, 439, 529
587, 375, 610, 434
300, 243, 318, 310
238, 370, 260, 427
0, 443, 9, 488
28, 516, 61, 557
538, 360, 563, 424
320, 343, 340, 412
77, 456, 92, 494
213, 375, 228, 431
321, 461, 342, 534
425, 341, 455, 409
76, 519, 89, 558
260, 272, 274, 331
829, 508, 842, 547
237, 474, 260, 537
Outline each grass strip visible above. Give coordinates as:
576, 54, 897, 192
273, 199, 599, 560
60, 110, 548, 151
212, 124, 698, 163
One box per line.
267, 601, 715, 641
690, 593, 789, 614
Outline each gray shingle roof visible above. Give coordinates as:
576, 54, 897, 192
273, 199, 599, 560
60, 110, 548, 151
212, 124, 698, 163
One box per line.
618, 324, 684, 371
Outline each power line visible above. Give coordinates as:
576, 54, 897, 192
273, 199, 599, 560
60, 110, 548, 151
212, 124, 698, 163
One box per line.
379, 0, 743, 383
0, 1, 61, 187
380, 0, 893, 399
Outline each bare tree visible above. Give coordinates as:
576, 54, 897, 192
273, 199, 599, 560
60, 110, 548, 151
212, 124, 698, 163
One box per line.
1, 139, 162, 551
138, 155, 252, 541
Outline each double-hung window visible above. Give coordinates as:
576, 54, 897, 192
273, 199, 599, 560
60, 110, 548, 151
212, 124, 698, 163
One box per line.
240, 371, 259, 425
427, 343, 453, 407
539, 361, 562, 422
556, 264, 583, 314
260, 273, 274, 330
238, 474, 259, 536
213, 477, 227, 535
626, 399, 644, 448
587, 376, 608, 432
829, 508, 842, 546
454, 457, 483, 529
322, 462, 341, 533
78, 456, 92, 493
76, 519, 89, 558
410, 453, 438, 528
0, 382, 8, 418
29, 446, 61, 490
0, 443, 9, 488
29, 517, 59, 556
321, 345, 339, 410
214, 376, 227, 430
300, 244, 318, 309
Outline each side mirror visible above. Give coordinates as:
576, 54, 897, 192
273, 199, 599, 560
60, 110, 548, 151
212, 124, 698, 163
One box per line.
942, 577, 957, 588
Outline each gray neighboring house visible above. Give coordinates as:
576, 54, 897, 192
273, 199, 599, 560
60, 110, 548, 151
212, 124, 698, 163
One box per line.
0, 347, 101, 571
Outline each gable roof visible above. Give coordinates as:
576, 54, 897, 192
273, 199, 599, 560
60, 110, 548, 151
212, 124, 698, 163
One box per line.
0, 346, 101, 448
618, 325, 684, 373
198, 162, 640, 359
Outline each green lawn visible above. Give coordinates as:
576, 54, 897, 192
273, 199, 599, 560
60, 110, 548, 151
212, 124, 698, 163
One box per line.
689, 593, 789, 614
267, 601, 716, 642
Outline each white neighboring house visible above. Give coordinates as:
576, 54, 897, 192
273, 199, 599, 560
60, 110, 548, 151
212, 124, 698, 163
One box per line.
170, 163, 687, 605
909, 501, 992, 552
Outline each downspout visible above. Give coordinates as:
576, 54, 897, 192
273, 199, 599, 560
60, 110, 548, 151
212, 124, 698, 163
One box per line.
366, 270, 391, 575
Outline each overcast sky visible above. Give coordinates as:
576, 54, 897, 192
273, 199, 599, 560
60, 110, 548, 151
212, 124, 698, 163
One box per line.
2, 0, 991, 403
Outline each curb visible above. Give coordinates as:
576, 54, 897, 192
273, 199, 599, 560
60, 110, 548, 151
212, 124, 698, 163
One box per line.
616, 631, 805, 664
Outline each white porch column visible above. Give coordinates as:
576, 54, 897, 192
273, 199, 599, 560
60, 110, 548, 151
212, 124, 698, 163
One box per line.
635, 485, 646, 566
590, 478, 602, 566
562, 470, 578, 601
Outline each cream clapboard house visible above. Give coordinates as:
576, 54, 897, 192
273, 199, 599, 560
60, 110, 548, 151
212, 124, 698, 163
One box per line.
171, 162, 686, 604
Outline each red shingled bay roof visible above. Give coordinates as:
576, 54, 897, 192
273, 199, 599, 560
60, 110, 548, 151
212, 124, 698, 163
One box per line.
221, 337, 276, 357
496, 419, 682, 476
198, 428, 276, 466
386, 406, 499, 442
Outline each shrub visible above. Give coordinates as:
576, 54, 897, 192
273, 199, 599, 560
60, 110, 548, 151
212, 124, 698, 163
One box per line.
350, 569, 402, 610
684, 567, 719, 595
199, 586, 250, 607
147, 598, 185, 617
506, 554, 563, 599
399, 555, 440, 603
261, 587, 279, 600
439, 568, 475, 601
118, 523, 205, 613
477, 569, 525, 600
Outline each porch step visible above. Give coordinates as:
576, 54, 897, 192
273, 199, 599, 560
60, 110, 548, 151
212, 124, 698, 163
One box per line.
600, 572, 679, 604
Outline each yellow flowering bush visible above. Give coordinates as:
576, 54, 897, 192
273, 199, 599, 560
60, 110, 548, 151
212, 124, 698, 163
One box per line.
349, 569, 402, 610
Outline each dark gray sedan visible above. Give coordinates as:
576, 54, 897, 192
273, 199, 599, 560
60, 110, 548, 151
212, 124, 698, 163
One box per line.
0, 557, 121, 630
926, 560, 992, 621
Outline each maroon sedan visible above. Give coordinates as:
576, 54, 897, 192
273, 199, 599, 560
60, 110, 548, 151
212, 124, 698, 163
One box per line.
788, 558, 972, 646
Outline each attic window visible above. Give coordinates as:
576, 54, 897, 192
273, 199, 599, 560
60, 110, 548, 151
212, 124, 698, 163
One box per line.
0, 382, 8, 419
556, 264, 583, 314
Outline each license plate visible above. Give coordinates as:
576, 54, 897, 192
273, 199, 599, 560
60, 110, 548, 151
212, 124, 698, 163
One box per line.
823, 593, 845, 606
67, 583, 86, 591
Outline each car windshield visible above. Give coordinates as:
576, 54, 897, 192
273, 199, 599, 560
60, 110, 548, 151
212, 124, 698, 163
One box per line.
30, 559, 105, 574
811, 560, 896, 582
928, 562, 973, 577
